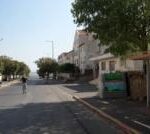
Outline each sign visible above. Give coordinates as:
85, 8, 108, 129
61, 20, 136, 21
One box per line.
103, 72, 126, 92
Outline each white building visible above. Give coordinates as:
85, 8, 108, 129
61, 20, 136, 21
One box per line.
90, 53, 143, 98
73, 30, 104, 74
90, 53, 143, 73
58, 50, 74, 65
66, 50, 74, 64
58, 52, 68, 65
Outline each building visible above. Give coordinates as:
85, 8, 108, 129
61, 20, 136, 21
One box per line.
90, 53, 143, 74
90, 52, 144, 98
58, 50, 74, 65
73, 30, 103, 74
66, 50, 74, 64
58, 52, 68, 65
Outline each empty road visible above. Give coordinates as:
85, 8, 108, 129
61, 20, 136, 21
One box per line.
0, 77, 122, 134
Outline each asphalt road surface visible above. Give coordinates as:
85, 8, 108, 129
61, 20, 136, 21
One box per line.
0, 77, 122, 134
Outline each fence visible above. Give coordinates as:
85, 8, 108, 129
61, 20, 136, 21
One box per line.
127, 71, 146, 101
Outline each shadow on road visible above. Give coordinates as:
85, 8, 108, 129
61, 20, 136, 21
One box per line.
82, 96, 150, 134
0, 100, 119, 134
64, 83, 98, 93
0, 102, 83, 134
27, 79, 64, 86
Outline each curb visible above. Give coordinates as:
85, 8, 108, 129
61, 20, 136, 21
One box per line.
72, 95, 141, 134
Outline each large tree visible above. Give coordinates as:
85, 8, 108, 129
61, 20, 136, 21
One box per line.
0, 56, 30, 80
17, 62, 30, 77
58, 63, 78, 74
71, 0, 150, 56
35, 57, 58, 78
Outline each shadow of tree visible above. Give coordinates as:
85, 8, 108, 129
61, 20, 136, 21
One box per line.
65, 83, 97, 93
27, 79, 64, 86
0, 102, 86, 134
0, 100, 118, 134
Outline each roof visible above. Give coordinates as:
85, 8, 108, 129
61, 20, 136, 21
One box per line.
130, 51, 150, 60
89, 53, 114, 61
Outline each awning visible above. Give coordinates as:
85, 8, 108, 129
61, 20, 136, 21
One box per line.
89, 53, 114, 61
130, 51, 150, 60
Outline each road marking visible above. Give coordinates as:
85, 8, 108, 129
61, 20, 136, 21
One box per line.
100, 107, 107, 110
132, 120, 150, 129
124, 116, 130, 119
100, 101, 109, 104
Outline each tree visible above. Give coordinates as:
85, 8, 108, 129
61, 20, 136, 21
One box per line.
35, 57, 58, 78
0, 59, 4, 74
0, 56, 13, 78
17, 62, 30, 77
58, 63, 77, 73
0, 56, 30, 80
10, 60, 19, 79
71, 0, 150, 56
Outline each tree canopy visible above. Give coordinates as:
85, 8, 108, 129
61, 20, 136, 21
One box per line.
35, 57, 58, 78
58, 63, 78, 74
0, 56, 30, 78
71, 0, 150, 56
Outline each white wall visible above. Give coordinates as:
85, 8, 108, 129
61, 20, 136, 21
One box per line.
99, 58, 143, 74
73, 30, 103, 74
98, 58, 143, 98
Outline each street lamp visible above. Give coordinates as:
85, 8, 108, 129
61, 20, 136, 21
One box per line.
45, 40, 54, 59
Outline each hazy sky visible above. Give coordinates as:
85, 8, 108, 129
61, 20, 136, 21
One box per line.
0, 0, 76, 71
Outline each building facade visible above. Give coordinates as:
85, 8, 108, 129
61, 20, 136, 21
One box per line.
90, 53, 143, 98
73, 30, 103, 74
58, 52, 68, 65
58, 50, 74, 65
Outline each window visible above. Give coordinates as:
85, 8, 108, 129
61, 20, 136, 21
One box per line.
101, 61, 106, 71
109, 61, 116, 71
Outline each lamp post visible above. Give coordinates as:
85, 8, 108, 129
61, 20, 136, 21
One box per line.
46, 40, 54, 59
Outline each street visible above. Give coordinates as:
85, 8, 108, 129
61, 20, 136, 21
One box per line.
0, 77, 121, 134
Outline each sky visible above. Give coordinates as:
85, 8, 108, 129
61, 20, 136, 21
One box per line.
0, 0, 77, 71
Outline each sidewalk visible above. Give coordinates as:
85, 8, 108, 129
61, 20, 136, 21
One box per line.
0, 80, 19, 88
61, 82, 150, 134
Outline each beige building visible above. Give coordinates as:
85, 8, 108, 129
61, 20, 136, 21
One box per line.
90, 53, 143, 98
90, 53, 143, 73
66, 50, 74, 64
58, 50, 74, 65
58, 52, 67, 65
73, 30, 104, 74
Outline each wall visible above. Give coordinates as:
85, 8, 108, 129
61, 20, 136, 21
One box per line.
58, 51, 74, 65
99, 58, 143, 74
98, 57, 143, 98
73, 30, 102, 74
